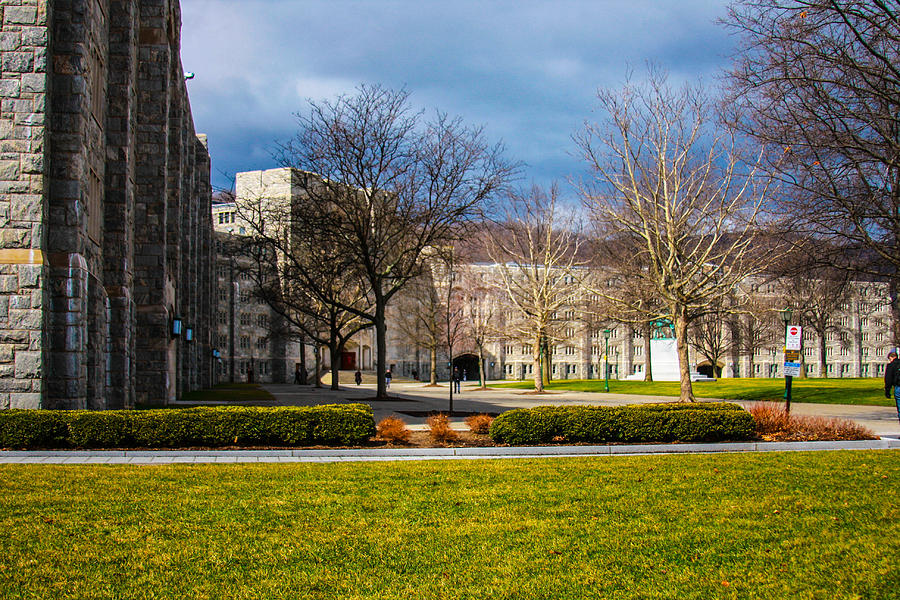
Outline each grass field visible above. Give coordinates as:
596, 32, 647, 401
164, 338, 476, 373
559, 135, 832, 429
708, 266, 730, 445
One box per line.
1, 451, 898, 599
176, 382, 275, 404
492, 377, 894, 406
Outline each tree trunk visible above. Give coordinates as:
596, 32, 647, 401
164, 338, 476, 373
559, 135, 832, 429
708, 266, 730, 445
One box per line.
430, 346, 438, 384
818, 330, 828, 378
533, 336, 544, 392
329, 342, 341, 391
674, 307, 695, 402
299, 338, 308, 384
314, 345, 322, 388
748, 354, 755, 379
477, 346, 486, 388
374, 297, 387, 397
542, 336, 552, 384
643, 320, 653, 381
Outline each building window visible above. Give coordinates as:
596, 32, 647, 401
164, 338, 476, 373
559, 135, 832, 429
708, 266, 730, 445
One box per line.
240, 291, 250, 303
240, 336, 249, 349
240, 313, 250, 326
256, 337, 267, 349
218, 289, 227, 302
257, 314, 268, 328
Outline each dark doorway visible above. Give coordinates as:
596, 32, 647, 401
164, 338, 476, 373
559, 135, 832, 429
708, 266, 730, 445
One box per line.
697, 362, 721, 378
341, 351, 356, 370
452, 354, 480, 382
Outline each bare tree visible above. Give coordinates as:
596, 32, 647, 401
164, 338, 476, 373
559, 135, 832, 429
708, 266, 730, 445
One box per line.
235, 189, 372, 390
488, 185, 585, 393
278, 84, 515, 398
723, 1, 900, 341
393, 271, 445, 385
727, 283, 780, 378
576, 69, 772, 401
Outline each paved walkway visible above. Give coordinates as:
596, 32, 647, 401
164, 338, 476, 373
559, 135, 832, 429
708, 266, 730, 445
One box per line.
2, 439, 898, 464
259, 380, 900, 437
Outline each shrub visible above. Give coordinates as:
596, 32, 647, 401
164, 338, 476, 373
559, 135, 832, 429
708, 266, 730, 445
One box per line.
376, 416, 411, 444
427, 413, 458, 443
464, 413, 494, 434
489, 403, 755, 445
0, 404, 376, 449
748, 402, 876, 441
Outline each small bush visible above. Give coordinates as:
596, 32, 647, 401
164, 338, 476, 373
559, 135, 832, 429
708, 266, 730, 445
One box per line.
748, 402, 876, 441
0, 404, 376, 449
464, 413, 494, 434
376, 416, 411, 444
489, 403, 755, 445
427, 413, 458, 443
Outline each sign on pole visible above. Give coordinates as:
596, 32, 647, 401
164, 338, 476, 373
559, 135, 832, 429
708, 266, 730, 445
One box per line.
785, 325, 802, 351
784, 362, 802, 377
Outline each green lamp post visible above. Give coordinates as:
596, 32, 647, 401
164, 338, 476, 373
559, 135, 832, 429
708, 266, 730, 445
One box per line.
603, 329, 611, 392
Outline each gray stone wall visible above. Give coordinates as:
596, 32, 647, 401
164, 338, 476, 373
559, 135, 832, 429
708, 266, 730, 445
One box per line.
0, 0, 214, 409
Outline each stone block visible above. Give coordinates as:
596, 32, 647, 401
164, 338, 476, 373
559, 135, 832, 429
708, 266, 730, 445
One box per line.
0, 228, 29, 248
0, 364, 12, 377
14, 350, 40, 378
20, 74, 44, 94
10, 393, 41, 409
0, 345, 11, 362
0, 376, 32, 392
0, 32, 20, 52
0, 160, 19, 180
0, 393, 9, 409
1, 51, 34, 73
4, 7, 38, 25
8, 294, 30, 309
10, 194, 41, 221
0, 330, 27, 344
18, 264, 40, 288
0, 79, 20, 98
0, 275, 16, 292
21, 27, 47, 47
8, 308, 41, 330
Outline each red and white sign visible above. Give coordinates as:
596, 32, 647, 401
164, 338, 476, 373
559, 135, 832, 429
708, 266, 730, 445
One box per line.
786, 325, 802, 351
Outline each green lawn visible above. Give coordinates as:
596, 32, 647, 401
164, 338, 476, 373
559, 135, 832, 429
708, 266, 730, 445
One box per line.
176, 382, 275, 404
1, 451, 898, 599
493, 377, 894, 406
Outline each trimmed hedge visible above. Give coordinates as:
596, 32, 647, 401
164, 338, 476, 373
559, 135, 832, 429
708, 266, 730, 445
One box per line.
0, 404, 375, 449
489, 402, 755, 445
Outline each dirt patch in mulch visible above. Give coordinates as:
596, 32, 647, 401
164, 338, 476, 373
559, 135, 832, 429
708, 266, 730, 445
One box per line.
376, 431, 498, 448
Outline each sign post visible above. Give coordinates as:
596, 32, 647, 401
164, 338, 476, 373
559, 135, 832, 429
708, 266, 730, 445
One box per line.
783, 322, 801, 413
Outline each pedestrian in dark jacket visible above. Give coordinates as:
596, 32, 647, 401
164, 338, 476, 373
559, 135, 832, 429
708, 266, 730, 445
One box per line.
885, 351, 900, 424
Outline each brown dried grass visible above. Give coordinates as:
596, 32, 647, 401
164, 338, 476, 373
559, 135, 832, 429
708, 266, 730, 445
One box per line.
376, 416, 411, 444
464, 413, 494, 434
427, 413, 459, 443
748, 402, 877, 441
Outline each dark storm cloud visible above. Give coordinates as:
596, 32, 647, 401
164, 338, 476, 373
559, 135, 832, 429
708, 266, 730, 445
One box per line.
181, 0, 735, 192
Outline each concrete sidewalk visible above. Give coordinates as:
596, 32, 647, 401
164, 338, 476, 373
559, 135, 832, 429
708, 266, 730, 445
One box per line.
1, 438, 898, 464
258, 380, 900, 438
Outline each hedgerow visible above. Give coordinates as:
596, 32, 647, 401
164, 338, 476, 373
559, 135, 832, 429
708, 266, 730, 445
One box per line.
0, 404, 375, 449
488, 402, 754, 445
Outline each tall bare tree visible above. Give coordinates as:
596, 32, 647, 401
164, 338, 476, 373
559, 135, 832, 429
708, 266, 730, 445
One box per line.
278, 84, 515, 398
488, 185, 585, 393
724, 1, 900, 341
576, 69, 772, 401
235, 189, 372, 390
393, 271, 445, 385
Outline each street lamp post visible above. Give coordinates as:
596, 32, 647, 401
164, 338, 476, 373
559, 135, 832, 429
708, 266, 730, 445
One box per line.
781, 307, 793, 413
603, 329, 611, 393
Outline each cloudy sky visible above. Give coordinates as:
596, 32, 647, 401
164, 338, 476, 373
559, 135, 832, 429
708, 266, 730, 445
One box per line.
180, 0, 736, 194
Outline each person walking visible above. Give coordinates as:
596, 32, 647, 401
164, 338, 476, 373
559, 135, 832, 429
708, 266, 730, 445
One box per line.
354, 369, 362, 386
385, 369, 392, 390
452, 367, 461, 394
885, 350, 900, 423
294, 364, 302, 385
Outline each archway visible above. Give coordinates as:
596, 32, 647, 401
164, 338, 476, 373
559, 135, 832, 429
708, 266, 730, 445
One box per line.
696, 360, 723, 378
452, 354, 480, 383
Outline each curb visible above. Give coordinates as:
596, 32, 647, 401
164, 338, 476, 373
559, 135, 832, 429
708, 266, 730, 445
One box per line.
1, 438, 898, 464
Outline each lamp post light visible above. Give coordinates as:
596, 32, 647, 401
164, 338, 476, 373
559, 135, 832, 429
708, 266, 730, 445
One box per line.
603, 329, 611, 393
780, 307, 793, 413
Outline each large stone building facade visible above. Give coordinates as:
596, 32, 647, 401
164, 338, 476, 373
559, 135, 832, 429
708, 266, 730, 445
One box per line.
0, 0, 214, 409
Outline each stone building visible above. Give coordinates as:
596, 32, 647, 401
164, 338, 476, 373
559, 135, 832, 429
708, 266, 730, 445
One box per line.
0, 0, 214, 409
